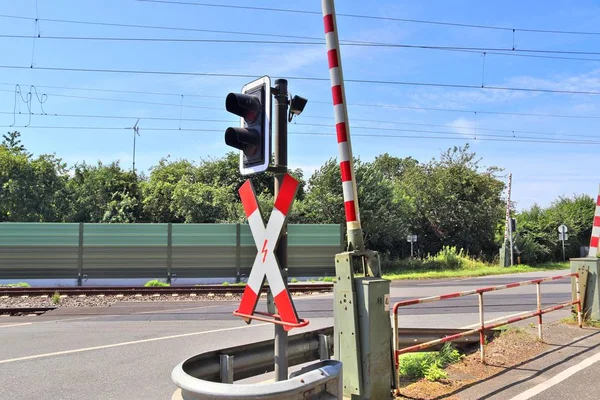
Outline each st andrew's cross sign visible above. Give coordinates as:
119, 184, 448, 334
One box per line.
233, 173, 307, 331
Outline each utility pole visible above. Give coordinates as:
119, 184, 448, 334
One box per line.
132, 119, 140, 174
504, 173, 514, 266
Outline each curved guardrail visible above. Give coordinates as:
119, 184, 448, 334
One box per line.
172, 360, 342, 400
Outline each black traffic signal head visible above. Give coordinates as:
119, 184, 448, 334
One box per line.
224, 76, 271, 175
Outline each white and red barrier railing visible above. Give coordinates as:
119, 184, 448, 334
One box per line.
392, 273, 583, 366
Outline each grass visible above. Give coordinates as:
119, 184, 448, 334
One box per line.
219, 282, 247, 286
290, 278, 299, 283
144, 280, 170, 287
561, 314, 600, 328
383, 262, 567, 280
51, 291, 61, 305
398, 343, 463, 382
382, 247, 568, 280
0, 282, 30, 288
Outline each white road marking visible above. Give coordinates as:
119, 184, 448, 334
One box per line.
137, 303, 225, 314
508, 350, 600, 400
0, 322, 32, 329
460, 311, 531, 329
0, 323, 267, 365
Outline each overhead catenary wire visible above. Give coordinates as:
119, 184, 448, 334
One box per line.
136, 0, 600, 36
0, 88, 221, 110
5, 82, 600, 122
2, 64, 600, 96
7, 125, 600, 145
3, 110, 599, 141
5, 33, 600, 58
4, 124, 600, 145
2, 14, 600, 63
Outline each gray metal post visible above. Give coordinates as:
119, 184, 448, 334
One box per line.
77, 222, 84, 286
273, 78, 289, 382
235, 223, 241, 283
167, 223, 173, 284
562, 235, 566, 262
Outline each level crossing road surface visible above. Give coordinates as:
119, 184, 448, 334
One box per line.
0, 270, 595, 400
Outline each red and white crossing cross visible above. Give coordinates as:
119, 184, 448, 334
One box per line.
235, 173, 301, 328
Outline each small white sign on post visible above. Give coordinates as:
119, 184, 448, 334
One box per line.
406, 235, 417, 243
559, 233, 569, 241
558, 224, 568, 234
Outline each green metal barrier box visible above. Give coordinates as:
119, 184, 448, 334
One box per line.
570, 257, 600, 320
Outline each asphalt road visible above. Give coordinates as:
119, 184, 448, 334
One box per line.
0, 270, 588, 400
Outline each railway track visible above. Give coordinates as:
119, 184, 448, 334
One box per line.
0, 283, 333, 297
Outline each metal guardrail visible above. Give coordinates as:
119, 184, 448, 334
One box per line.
172, 360, 343, 400
171, 327, 340, 399
392, 273, 583, 367
169, 324, 496, 399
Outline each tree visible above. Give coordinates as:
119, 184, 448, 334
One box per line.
0, 142, 70, 222
68, 161, 142, 223
515, 194, 595, 263
294, 158, 408, 257
1, 131, 26, 153
142, 159, 195, 223
395, 145, 505, 257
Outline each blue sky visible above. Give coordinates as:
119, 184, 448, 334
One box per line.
1, 0, 600, 210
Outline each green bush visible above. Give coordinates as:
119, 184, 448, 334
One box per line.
385, 246, 486, 273
424, 362, 448, 381
398, 343, 462, 382
222, 281, 230, 286
291, 278, 299, 283
144, 280, 170, 287
51, 291, 61, 305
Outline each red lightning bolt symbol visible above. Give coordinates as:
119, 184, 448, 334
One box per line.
261, 239, 268, 263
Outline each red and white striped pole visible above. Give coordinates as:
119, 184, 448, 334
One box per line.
588, 184, 600, 257
321, 0, 365, 251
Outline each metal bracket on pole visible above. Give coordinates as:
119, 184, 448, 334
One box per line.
319, 334, 331, 361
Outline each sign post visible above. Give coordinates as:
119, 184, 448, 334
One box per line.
558, 224, 568, 262
407, 235, 417, 258
231, 78, 310, 383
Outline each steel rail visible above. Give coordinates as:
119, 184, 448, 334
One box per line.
0, 283, 333, 297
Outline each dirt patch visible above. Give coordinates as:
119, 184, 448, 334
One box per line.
395, 326, 549, 400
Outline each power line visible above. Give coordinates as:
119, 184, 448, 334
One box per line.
2, 14, 600, 63
3, 64, 600, 96
7, 123, 600, 145
0, 82, 218, 98
0, 14, 321, 42
5, 33, 600, 58
2, 110, 598, 141
0, 88, 222, 110
137, 0, 600, 36
316, 102, 600, 120
4, 81, 600, 122
294, 122, 600, 140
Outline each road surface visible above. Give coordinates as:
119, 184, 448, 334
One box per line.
0, 269, 595, 400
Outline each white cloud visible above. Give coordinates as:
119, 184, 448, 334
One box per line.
448, 117, 476, 137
